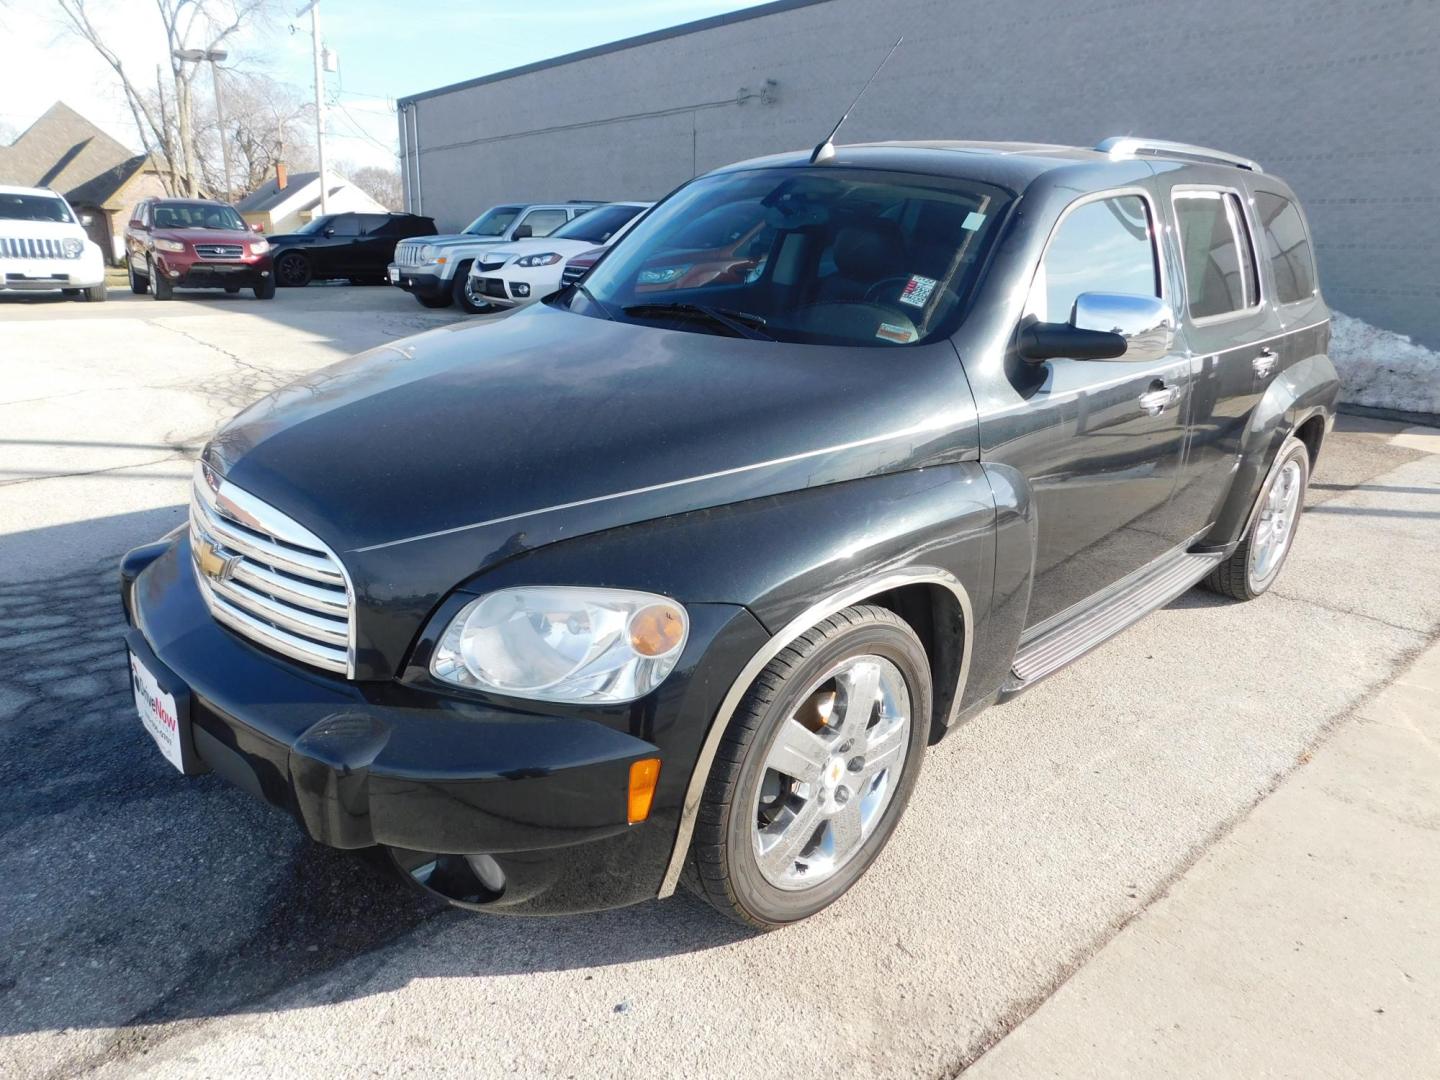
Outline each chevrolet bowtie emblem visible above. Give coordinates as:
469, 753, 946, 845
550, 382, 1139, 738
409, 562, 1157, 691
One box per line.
195, 532, 240, 582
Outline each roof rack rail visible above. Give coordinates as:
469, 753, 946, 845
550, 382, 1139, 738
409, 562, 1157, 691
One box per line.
1095, 137, 1262, 173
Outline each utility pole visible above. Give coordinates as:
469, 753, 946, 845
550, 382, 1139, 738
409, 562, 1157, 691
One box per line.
298, 0, 328, 215
173, 46, 231, 198
210, 56, 233, 201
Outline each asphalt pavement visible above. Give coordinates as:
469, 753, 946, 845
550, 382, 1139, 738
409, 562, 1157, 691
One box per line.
1, 287, 1437, 1078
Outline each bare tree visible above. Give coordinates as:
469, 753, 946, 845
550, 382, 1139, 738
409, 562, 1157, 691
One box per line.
348, 165, 402, 211
51, 0, 273, 196
192, 72, 314, 196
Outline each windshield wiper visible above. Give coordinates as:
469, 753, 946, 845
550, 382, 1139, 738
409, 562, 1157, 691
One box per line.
621, 302, 774, 341
575, 283, 615, 321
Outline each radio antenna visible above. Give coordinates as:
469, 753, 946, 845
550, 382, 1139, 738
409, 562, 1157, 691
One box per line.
810, 36, 903, 164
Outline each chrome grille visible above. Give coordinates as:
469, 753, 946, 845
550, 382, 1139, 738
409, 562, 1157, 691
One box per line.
395, 240, 429, 266
560, 265, 586, 287
0, 236, 75, 259
194, 243, 243, 259
477, 258, 506, 272
188, 461, 354, 676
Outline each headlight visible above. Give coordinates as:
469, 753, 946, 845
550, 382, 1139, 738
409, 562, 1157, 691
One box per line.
153, 238, 186, 253
250, 239, 270, 254
516, 252, 562, 267
62, 238, 84, 258
637, 264, 690, 285
418, 244, 436, 261
430, 586, 689, 704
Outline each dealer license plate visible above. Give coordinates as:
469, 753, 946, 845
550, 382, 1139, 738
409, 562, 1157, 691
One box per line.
130, 650, 186, 772
388, 266, 399, 284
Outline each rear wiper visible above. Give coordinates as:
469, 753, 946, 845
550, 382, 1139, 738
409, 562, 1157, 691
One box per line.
621, 302, 774, 341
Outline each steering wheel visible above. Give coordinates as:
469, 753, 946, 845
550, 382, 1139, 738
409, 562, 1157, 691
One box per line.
863, 275, 916, 306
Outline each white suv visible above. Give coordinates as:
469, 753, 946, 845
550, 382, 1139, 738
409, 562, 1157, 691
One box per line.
389, 202, 596, 312
0, 185, 107, 302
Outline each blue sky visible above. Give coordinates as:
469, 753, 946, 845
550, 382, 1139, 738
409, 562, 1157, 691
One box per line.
1, 0, 775, 170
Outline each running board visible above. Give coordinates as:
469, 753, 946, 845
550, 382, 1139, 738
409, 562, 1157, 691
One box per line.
1006, 551, 1224, 691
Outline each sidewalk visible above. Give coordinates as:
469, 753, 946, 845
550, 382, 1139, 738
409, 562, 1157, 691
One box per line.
967, 635, 1440, 1078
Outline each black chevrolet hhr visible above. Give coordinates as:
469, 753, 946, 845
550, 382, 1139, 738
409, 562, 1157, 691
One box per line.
122, 137, 1335, 928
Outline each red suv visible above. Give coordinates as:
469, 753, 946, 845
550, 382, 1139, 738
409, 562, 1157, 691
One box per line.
125, 198, 274, 300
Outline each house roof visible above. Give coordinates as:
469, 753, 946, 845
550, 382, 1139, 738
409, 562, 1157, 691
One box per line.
0, 102, 149, 209
235, 172, 320, 213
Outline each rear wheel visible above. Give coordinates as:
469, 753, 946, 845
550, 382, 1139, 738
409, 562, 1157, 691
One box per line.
274, 251, 311, 287
1204, 435, 1310, 600
128, 259, 148, 295
684, 605, 931, 929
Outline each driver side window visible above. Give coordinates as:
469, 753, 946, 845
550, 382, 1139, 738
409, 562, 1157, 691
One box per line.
327, 214, 360, 237
1029, 195, 1159, 323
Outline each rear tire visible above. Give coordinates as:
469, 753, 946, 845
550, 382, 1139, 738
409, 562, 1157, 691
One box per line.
684, 605, 931, 930
1204, 435, 1310, 600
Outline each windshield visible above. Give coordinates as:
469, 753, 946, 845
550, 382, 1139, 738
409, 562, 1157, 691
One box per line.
297, 215, 332, 235
568, 168, 1012, 347
152, 202, 246, 230
463, 206, 522, 237
550, 204, 644, 245
0, 193, 74, 223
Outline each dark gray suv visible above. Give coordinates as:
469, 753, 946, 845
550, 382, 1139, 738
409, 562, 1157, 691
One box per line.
121, 136, 1334, 929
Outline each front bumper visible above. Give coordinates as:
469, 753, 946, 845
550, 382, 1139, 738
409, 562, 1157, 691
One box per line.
1, 254, 104, 290
120, 535, 763, 914
154, 254, 270, 289
388, 264, 448, 299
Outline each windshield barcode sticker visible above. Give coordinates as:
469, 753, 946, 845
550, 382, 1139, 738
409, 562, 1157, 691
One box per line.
898, 275, 937, 308
875, 322, 916, 344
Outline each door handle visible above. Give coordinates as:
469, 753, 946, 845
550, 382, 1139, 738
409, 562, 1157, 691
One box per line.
1253, 348, 1279, 378
1138, 383, 1178, 416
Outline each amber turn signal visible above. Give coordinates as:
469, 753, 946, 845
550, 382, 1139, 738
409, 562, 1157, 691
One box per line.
628, 757, 661, 824
629, 603, 685, 657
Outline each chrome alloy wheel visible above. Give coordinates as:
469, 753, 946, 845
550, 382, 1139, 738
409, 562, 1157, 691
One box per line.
752, 655, 911, 890
463, 274, 487, 307
1249, 458, 1303, 585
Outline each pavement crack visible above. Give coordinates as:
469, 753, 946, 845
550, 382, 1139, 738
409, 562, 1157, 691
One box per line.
0, 453, 190, 487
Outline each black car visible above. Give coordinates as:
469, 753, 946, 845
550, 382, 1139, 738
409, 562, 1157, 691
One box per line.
268, 212, 436, 286
121, 137, 1336, 929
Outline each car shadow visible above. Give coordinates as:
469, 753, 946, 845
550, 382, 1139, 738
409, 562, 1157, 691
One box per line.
0, 512, 751, 1042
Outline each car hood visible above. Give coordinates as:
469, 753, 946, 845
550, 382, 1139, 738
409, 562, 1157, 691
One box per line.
415, 233, 507, 250
0, 219, 87, 240
484, 237, 601, 264
204, 303, 976, 671
153, 228, 255, 244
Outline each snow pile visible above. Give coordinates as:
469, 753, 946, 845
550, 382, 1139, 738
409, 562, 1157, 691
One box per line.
1328, 309, 1440, 416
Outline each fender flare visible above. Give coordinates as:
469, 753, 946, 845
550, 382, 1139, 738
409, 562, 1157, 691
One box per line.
1203, 351, 1339, 549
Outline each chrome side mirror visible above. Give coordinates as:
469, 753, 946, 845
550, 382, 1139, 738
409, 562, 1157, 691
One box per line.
1071, 292, 1174, 362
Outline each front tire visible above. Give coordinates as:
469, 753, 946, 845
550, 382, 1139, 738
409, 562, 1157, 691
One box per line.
128, 259, 148, 295
685, 605, 931, 929
151, 261, 173, 301
274, 251, 311, 287
253, 277, 276, 300
84, 282, 107, 302
452, 262, 493, 314
1204, 435, 1311, 600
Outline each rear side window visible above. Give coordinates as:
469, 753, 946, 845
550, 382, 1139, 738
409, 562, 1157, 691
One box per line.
1254, 192, 1317, 305
1173, 191, 1260, 319
1029, 195, 1159, 324
519, 208, 568, 237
